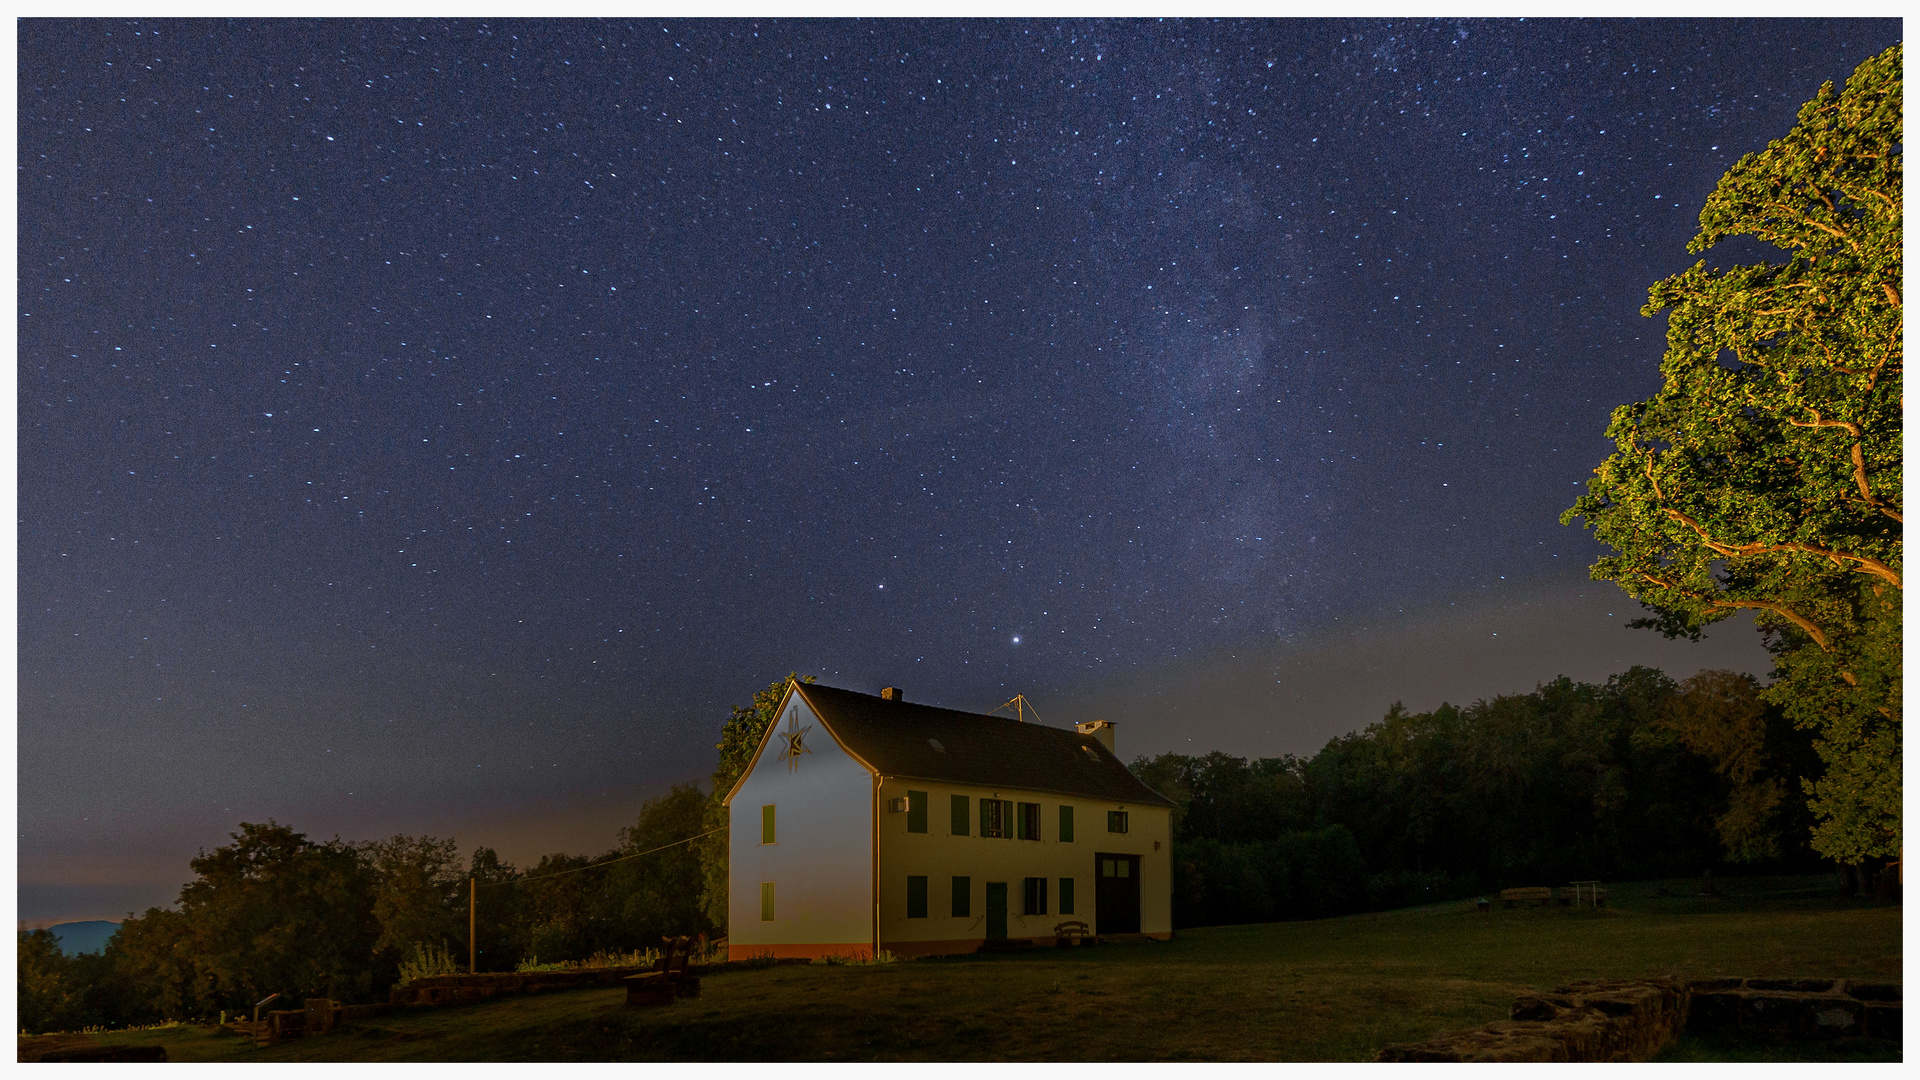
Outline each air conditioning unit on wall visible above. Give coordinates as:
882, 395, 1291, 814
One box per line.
888, 797, 910, 813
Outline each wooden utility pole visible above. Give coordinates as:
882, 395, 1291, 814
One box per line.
469, 877, 477, 974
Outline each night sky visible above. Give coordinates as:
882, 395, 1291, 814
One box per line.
18, 19, 1899, 922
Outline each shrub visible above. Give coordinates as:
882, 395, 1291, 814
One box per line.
393, 941, 462, 988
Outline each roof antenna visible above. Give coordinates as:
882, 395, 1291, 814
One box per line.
989, 694, 1041, 724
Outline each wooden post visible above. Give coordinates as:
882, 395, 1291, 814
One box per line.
469, 877, 477, 974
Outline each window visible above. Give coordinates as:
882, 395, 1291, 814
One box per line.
906, 790, 928, 834
760, 882, 775, 922
907, 876, 929, 918
1023, 876, 1048, 916
1059, 877, 1075, 914
1107, 810, 1129, 834
1059, 805, 1075, 843
761, 804, 777, 844
950, 794, 970, 836
952, 876, 971, 918
981, 798, 1011, 838
1017, 801, 1042, 840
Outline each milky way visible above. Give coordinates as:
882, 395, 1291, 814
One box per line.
17, 19, 1898, 913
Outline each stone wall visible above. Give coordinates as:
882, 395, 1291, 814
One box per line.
1686, 977, 1903, 1043
388, 965, 656, 1006
1377, 979, 1690, 1062
1376, 978, 1902, 1062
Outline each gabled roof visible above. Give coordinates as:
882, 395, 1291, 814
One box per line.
785, 682, 1175, 808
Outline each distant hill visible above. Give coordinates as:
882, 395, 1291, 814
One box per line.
47, 920, 120, 955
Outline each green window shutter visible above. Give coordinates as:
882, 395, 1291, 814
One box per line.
950, 794, 970, 836
906, 876, 929, 919
1059, 877, 1075, 915
760, 881, 775, 922
952, 876, 971, 917
906, 791, 928, 834
982, 798, 1010, 838
1021, 802, 1042, 840
1016, 802, 1029, 839
762, 804, 776, 844
1021, 876, 1048, 915
1059, 805, 1074, 843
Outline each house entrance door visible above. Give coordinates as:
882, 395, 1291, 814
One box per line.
1095, 853, 1141, 935
985, 882, 1008, 940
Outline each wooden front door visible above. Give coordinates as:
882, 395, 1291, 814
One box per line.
1095, 853, 1141, 934
985, 882, 1008, 940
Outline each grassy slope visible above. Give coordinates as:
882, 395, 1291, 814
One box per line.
42, 875, 1901, 1062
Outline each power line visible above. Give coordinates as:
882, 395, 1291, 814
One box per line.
475, 826, 725, 889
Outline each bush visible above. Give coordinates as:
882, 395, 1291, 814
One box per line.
394, 941, 462, 988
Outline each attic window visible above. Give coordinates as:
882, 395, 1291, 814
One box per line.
928, 738, 946, 753
1080, 745, 1099, 761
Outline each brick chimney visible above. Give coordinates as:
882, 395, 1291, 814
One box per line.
881, 686, 906, 702
1076, 719, 1115, 754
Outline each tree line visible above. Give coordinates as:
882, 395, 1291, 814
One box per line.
19, 786, 715, 1035
1126, 666, 1870, 929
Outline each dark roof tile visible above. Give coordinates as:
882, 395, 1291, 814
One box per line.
795, 682, 1174, 807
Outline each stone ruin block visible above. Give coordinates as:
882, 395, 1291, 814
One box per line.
1376, 976, 1901, 1062
1860, 1001, 1902, 1040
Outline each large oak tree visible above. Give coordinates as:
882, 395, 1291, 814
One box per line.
1564, 45, 1901, 864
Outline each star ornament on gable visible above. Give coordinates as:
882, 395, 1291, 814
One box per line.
777, 712, 813, 773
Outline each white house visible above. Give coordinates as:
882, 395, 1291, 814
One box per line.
722, 679, 1176, 960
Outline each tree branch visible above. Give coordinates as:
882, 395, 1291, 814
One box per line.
1762, 202, 1858, 250
1661, 507, 1902, 589
1707, 599, 1831, 649
1785, 412, 1861, 437
1633, 572, 1836, 654
1783, 413, 1903, 523
1851, 442, 1903, 524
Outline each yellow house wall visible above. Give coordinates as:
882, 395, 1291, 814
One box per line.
875, 776, 1171, 954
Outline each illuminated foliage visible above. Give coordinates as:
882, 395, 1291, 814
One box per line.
1564, 46, 1901, 863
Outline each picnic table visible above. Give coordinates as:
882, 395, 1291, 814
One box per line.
1566, 880, 1608, 908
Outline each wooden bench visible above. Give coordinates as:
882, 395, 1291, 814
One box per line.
1499, 887, 1555, 909
1053, 920, 1094, 947
625, 936, 702, 1008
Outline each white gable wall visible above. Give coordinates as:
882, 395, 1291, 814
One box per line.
727, 693, 875, 959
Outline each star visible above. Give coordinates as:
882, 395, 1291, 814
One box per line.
778, 716, 813, 773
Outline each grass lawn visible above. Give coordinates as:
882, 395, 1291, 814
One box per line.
35, 875, 1900, 1062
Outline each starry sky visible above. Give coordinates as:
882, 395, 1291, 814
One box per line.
18, 18, 1900, 921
